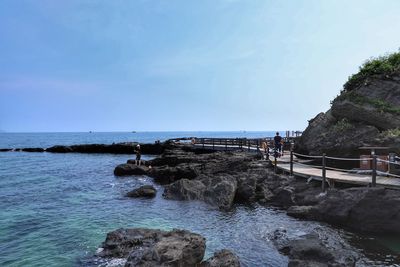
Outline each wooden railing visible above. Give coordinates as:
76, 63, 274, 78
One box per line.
193, 136, 298, 152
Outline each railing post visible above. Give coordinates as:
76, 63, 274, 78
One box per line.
202, 138, 205, 149
290, 148, 294, 176
225, 139, 227, 151
256, 139, 259, 152
372, 155, 377, 187
322, 153, 326, 192
274, 154, 277, 173
212, 139, 215, 150
248, 140, 250, 151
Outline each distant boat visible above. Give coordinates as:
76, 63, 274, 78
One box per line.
89, 131, 93, 133
132, 131, 137, 133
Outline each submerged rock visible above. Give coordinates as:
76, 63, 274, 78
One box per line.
200, 249, 240, 267
271, 229, 358, 267
114, 164, 148, 176
126, 185, 156, 198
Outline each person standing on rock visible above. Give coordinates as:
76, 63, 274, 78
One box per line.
134, 144, 141, 166
274, 132, 282, 157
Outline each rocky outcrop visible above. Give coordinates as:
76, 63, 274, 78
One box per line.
114, 164, 148, 176
296, 69, 400, 157
97, 228, 240, 267
47, 142, 165, 154
288, 187, 400, 234
126, 185, 156, 198
271, 229, 358, 266
21, 148, 45, 152
1, 142, 168, 154
295, 111, 380, 157
149, 164, 201, 184
200, 249, 240, 267
163, 174, 238, 210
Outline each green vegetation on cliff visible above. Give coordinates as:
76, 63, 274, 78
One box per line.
344, 50, 400, 91
334, 91, 400, 115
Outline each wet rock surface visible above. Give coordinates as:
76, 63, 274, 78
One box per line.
271, 229, 359, 267
112, 144, 400, 236
114, 164, 149, 176
96, 228, 239, 267
289, 187, 400, 234
126, 185, 156, 198
200, 249, 240, 267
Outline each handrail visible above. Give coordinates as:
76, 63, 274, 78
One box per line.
325, 156, 370, 161
292, 152, 323, 159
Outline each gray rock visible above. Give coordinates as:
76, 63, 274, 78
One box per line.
271, 229, 358, 267
163, 174, 238, 210
97, 228, 206, 267
114, 164, 148, 176
163, 179, 206, 201
200, 249, 240, 267
307, 187, 400, 234
126, 185, 156, 198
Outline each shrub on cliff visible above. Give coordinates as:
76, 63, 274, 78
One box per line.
344, 50, 400, 91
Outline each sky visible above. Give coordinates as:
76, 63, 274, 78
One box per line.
1, 0, 400, 132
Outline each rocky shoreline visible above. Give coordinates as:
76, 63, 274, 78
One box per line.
0, 142, 166, 155
93, 228, 240, 267
107, 143, 400, 266
115, 144, 400, 235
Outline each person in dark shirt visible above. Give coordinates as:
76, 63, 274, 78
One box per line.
274, 132, 282, 157
134, 144, 141, 166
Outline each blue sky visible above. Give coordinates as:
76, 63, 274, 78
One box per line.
1, 0, 400, 132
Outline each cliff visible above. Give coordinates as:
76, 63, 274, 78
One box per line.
296, 51, 400, 157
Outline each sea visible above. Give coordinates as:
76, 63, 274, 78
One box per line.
0, 132, 399, 267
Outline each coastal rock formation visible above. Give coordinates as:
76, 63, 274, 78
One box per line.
288, 187, 400, 234
21, 147, 45, 152
47, 142, 165, 154
144, 146, 274, 210
97, 228, 240, 267
296, 54, 400, 157
200, 249, 240, 267
271, 229, 358, 266
163, 174, 238, 210
114, 164, 148, 176
126, 185, 156, 198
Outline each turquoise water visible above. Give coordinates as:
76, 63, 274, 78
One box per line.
0, 132, 399, 266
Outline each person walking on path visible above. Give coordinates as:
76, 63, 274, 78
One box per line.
134, 144, 142, 166
274, 132, 282, 157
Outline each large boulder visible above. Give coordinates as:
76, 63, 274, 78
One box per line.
200, 249, 240, 267
271, 229, 358, 267
148, 164, 200, 184
97, 228, 206, 267
163, 174, 238, 210
126, 185, 156, 198
114, 164, 148, 176
288, 187, 400, 234
163, 179, 206, 201
201, 174, 238, 210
